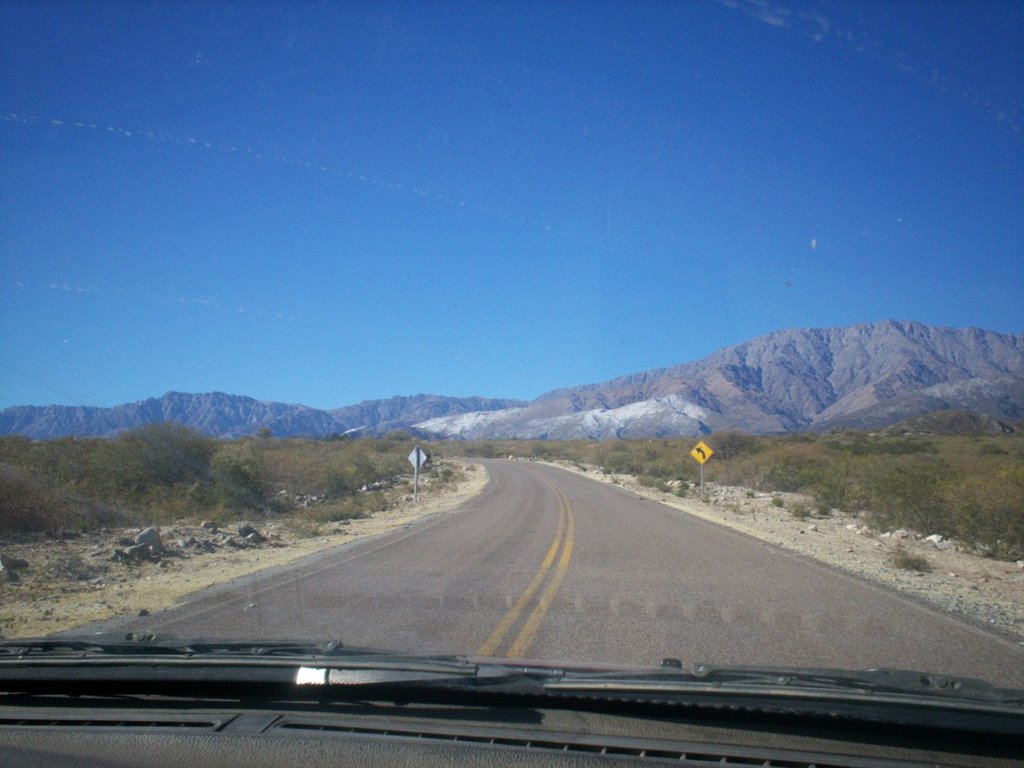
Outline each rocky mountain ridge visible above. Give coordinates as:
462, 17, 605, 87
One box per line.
3, 320, 1021, 440
417, 320, 1024, 439
0, 392, 524, 440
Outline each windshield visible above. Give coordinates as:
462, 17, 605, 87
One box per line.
1, 0, 1023, 696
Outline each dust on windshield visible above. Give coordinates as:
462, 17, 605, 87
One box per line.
1, 1, 1022, 689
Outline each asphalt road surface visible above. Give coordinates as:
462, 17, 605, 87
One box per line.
97, 459, 1024, 687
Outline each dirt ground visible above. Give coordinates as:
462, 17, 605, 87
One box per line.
0, 462, 488, 639
541, 460, 1024, 645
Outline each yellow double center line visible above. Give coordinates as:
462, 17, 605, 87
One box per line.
477, 481, 575, 658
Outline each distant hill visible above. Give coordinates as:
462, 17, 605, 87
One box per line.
3, 320, 1022, 440
416, 320, 1024, 439
880, 409, 1018, 436
0, 392, 524, 439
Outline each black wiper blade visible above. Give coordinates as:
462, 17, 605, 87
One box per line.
0, 636, 522, 688
0, 635, 348, 659
544, 664, 1024, 708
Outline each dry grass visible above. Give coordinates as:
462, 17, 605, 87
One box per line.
439, 429, 1024, 559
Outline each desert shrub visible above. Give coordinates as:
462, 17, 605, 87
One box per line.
465, 441, 500, 458
978, 443, 1007, 456
638, 475, 674, 492
430, 464, 463, 492
788, 501, 811, 520
867, 460, 951, 534
943, 465, 1024, 559
0, 464, 127, 533
710, 431, 761, 459
211, 442, 266, 510
117, 423, 215, 487
760, 444, 831, 492
303, 491, 382, 523
826, 434, 937, 456
810, 463, 852, 513
888, 547, 932, 573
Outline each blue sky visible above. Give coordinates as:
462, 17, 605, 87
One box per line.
1, 0, 1022, 409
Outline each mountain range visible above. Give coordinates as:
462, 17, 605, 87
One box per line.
0, 393, 525, 440
2, 320, 1022, 440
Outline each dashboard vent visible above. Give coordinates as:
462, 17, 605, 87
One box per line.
0, 717, 219, 730
277, 720, 897, 767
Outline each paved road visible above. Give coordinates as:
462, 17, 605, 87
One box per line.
101, 460, 1024, 687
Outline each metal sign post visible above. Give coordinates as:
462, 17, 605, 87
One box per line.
689, 440, 714, 499
408, 446, 427, 503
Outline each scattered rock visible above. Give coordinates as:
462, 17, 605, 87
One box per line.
134, 527, 165, 552
808, 524, 818, 532
924, 534, 945, 546
124, 543, 155, 561
45, 529, 81, 541
200, 520, 217, 531
237, 521, 261, 538
0, 553, 30, 571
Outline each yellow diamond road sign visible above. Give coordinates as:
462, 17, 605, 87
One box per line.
690, 440, 713, 465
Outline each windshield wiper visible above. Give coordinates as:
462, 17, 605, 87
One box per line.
0, 636, 521, 688
0, 636, 351, 660
542, 662, 1024, 708
3, 639, 1021, 709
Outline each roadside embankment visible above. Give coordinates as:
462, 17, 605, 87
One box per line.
0, 462, 487, 638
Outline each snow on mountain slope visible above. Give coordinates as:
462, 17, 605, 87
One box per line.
416, 395, 709, 439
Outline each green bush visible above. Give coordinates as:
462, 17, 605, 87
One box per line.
943, 465, 1024, 559
868, 460, 951, 533
211, 443, 266, 510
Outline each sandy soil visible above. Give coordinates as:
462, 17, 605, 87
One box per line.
0, 462, 488, 639
540, 460, 1024, 645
